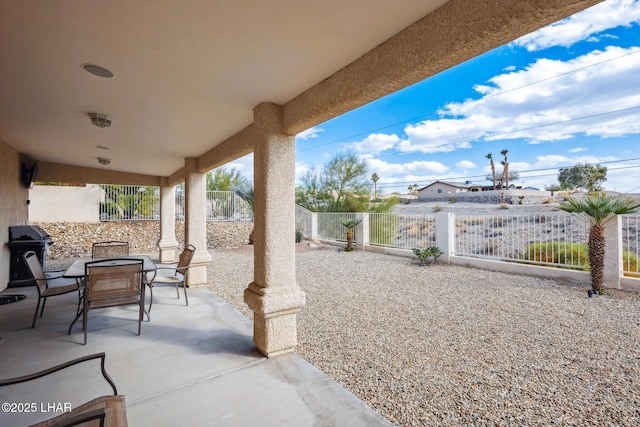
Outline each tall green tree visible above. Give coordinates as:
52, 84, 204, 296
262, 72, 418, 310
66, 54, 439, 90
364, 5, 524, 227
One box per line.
558, 193, 640, 293
206, 167, 247, 191
296, 152, 397, 213
557, 164, 607, 192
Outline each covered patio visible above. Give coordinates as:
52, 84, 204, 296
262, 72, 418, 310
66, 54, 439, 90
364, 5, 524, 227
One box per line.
0, 282, 390, 426
0, 0, 604, 424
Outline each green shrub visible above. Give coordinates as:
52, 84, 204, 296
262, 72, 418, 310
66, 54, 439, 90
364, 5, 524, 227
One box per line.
623, 250, 640, 277
412, 246, 443, 265
525, 241, 588, 269
525, 241, 640, 275
295, 229, 303, 243
432, 205, 443, 212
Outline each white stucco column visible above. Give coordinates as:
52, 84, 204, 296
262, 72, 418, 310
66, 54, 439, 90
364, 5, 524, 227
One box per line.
435, 212, 455, 263
603, 216, 622, 289
355, 212, 368, 250
184, 157, 212, 286
158, 178, 179, 262
244, 102, 305, 357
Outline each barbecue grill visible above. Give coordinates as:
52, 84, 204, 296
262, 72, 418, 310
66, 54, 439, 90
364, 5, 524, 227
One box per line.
8, 225, 54, 287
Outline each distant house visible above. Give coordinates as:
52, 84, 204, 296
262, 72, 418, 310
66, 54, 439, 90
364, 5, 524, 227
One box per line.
417, 181, 484, 198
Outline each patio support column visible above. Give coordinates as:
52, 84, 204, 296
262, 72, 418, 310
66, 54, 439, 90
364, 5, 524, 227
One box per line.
244, 102, 305, 357
184, 157, 211, 286
158, 178, 179, 262
603, 215, 622, 289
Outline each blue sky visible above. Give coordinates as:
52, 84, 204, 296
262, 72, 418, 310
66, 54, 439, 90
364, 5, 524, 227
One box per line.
231, 0, 640, 194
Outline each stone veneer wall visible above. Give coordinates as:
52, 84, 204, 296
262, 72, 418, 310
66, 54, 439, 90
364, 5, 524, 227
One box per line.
417, 190, 558, 205
34, 221, 253, 260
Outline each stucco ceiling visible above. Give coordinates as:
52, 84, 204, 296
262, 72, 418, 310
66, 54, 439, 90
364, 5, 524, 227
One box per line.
1, 1, 602, 181
0, 0, 449, 177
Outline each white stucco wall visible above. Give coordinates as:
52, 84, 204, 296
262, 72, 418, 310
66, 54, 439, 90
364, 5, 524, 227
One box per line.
29, 185, 103, 223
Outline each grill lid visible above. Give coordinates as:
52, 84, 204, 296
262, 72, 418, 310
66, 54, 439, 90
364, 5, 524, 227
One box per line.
9, 225, 51, 241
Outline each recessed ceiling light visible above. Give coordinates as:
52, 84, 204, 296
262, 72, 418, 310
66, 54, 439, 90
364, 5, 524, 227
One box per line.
82, 64, 114, 78
89, 113, 113, 128
96, 145, 110, 150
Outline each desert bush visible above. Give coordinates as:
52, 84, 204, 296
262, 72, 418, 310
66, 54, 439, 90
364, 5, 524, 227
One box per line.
525, 241, 588, 269
412, 246, 443, 265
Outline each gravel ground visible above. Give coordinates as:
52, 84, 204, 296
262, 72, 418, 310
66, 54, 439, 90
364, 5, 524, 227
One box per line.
207, 243, 640, 427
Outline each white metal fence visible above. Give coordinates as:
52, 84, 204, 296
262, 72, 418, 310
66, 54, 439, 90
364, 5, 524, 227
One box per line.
622, 214, 640, 277
316, 212, 356, 242
455, 213, 589, 269
295, 205, 312, 238
99, 185, 159, 220
100, 185, 253, 222
176, 190, 253, 222
369, 213, 436, 249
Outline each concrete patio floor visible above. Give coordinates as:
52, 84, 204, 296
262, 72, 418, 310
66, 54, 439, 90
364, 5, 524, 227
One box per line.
0, 283, 392, 426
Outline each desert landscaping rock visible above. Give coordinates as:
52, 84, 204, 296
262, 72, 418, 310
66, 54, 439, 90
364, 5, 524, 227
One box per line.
36, 221, 253, 260
207, 245, 640, 427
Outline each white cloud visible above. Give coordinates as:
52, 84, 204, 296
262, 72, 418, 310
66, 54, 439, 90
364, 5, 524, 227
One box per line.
568, 147, 587, 153
456, 160, 476, 169
226, 153, 254, 179
534, 154, 571, 167
513, 0, 640, 51
351, 133, 401, 154
410, 46, 640, 146
366, 158, 449, 176
296, 126, 324, 140
294, 162, 312, 183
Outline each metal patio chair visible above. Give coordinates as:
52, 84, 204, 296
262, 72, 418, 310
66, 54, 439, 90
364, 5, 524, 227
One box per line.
147, 244, 195, 311
0, 352, 128, 426
23, 250, 82, 328
92, 241, 130, 258
69, 258, 146, 345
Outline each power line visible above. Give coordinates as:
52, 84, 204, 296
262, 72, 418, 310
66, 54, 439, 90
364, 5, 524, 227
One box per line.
373, 105, 640, 159
297, 49, 640, 154
374, 158, 640, 189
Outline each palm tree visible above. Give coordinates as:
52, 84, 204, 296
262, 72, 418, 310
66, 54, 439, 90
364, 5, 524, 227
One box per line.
371, 173, 380, 199
340, 218, 362, 252
233, 182, 255, 244
500, 149, 509, 189
486, 153, 496, 190
558, 193, 640, 293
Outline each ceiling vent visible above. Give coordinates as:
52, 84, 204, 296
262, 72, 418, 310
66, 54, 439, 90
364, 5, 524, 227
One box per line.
89, 113, 113, 128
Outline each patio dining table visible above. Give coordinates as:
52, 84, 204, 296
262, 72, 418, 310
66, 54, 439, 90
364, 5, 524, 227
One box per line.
62, 255, 157, 279
63, 255, 158, 336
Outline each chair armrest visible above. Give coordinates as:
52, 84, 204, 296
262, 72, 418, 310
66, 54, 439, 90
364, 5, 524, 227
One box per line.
44, 270, 65, 279
0, 352, 117, 395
